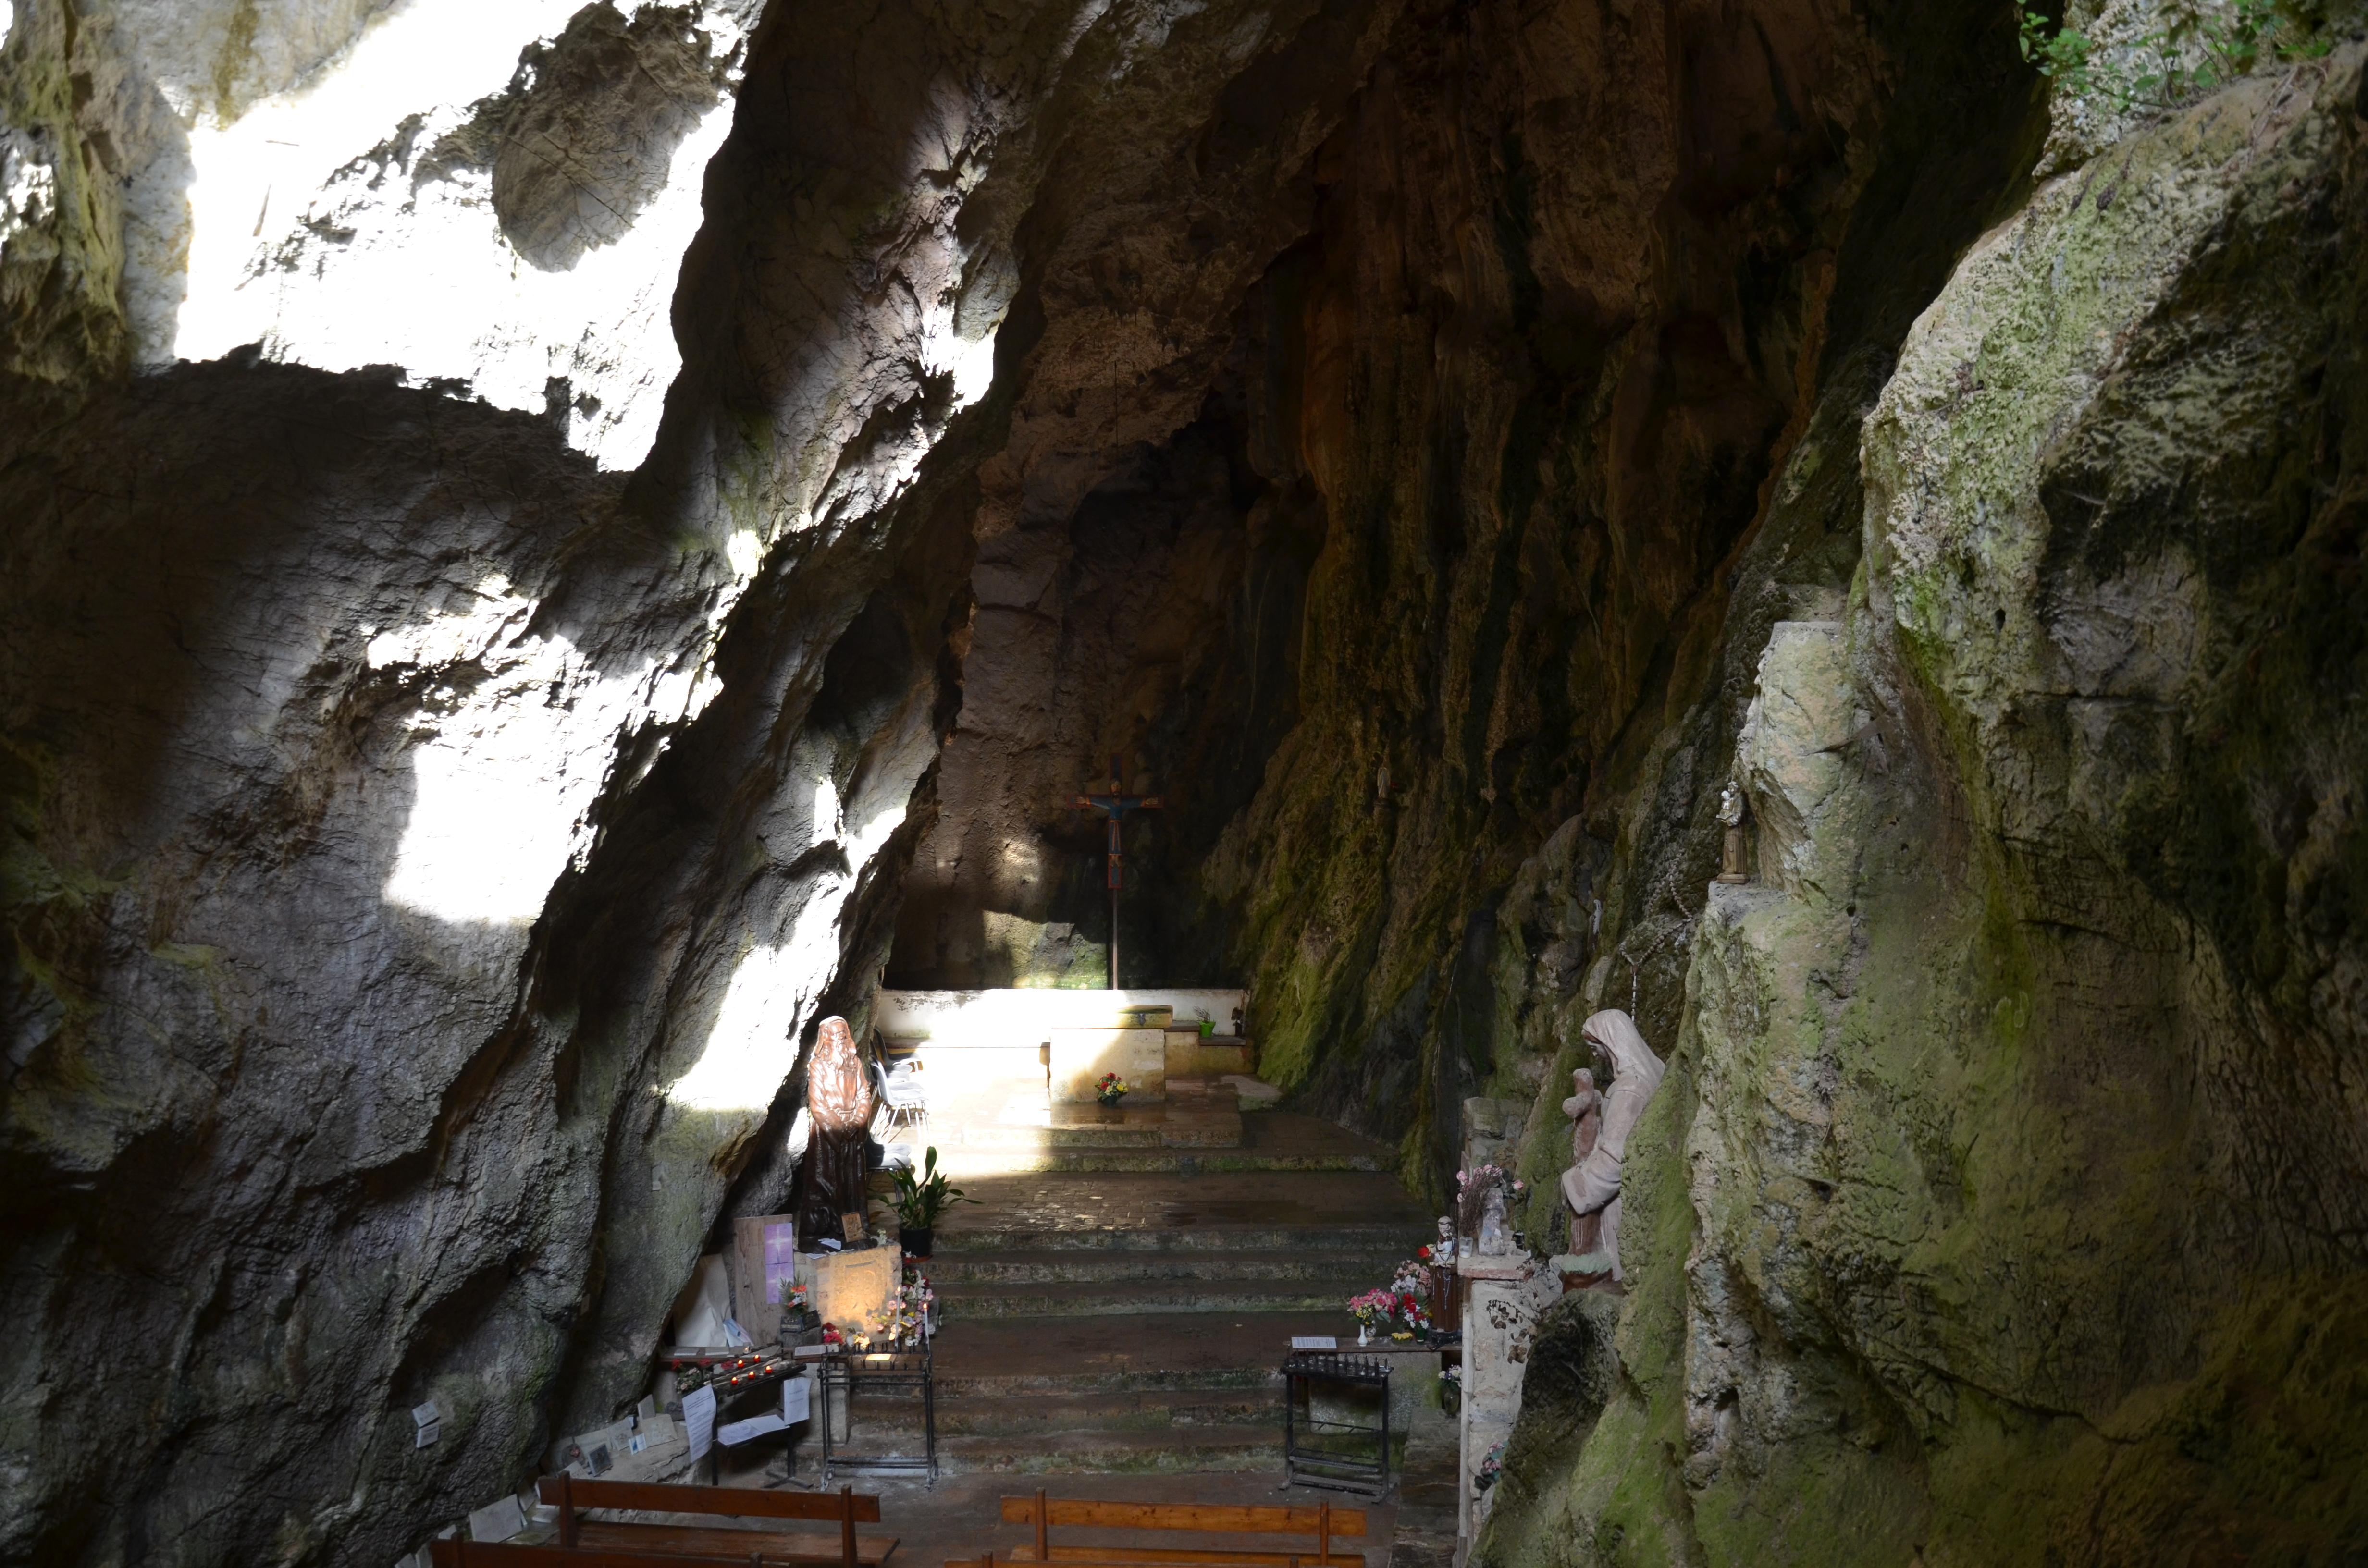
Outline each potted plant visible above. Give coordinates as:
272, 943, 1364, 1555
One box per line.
1095, 1072, 1131, 1124
889, 1145, 973, 1259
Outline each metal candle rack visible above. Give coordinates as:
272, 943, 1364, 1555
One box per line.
1282, 1351, 1394, 1497
817, 1343, 937, 1484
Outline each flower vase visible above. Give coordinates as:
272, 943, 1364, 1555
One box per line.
1358, 1322, 1370, 1347
900, 1226, 933, 1259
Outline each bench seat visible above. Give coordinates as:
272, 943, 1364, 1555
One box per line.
575, 1522, 898, 1566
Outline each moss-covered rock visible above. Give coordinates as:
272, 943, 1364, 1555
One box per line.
1499, 43, 2368, 1565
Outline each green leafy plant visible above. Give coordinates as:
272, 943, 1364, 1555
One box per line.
889, 1146, 974, 1230
2014, 0, 2332, 112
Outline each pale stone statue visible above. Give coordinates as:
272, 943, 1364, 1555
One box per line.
1561, 1068, 1604, 1257
1557, 1009, 1666, 1282
1477, 1186, 1511, 1256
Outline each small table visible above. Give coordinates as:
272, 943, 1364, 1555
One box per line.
816, 1343, 937, 1483
1281, 1351, 1394, 1497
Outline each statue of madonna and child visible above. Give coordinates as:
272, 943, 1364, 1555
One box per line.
1555, 1008, 1665, 1285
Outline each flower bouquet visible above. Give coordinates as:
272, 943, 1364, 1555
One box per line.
857, 1281, 929, 1348
1348, 1287, 1397, 1345
1349, 1265, 1435, 1343
1094, 1072, 1131, 1122
1456, 1164, 1528, 1254
1476, 1438, 1506, 1493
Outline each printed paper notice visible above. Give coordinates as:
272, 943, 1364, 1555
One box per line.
682, 1384, 716, 1463
782, 1373, 811, 1424
1291, 1335, 1338, 1350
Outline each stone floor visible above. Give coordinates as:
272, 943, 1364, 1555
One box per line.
698, 1111, 1462, 1568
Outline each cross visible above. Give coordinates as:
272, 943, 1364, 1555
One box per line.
1072, 754, 1160, 990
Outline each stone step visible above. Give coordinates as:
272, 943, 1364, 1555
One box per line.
937, 1122, 1169, 1148
1167, 1041, 1256, 1076
937, 1147, 1382, 1176
934, 1361, 1286, 1396
829, 1419, 1408, 1477
934, 1426, 1281, 1475
936, 1278, 1369, 1317
922, 1247, 1404, 1286
931, 1222, 1422, 1253
848, 1385, 1284, 1436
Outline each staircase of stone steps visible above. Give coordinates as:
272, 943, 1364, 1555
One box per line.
876, 1161, 1434, 1477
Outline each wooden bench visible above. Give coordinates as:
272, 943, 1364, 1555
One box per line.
950, 1494, 1365, 1568
451, 1476, 897, 1568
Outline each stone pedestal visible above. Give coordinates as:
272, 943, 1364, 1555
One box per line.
1048, 1026, 1166, 1104
1455, 1259, 1558, 1552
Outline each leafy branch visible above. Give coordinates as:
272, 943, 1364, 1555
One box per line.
2015, 0, 2333, 113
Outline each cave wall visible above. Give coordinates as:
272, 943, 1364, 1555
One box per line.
893, 0, 2043, 1184
887, 409, 1280, 990
1, 0, 1406, 1562
1475, 42, 2368, 1568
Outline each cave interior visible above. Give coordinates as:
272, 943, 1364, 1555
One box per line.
4, 0, 2368, 1561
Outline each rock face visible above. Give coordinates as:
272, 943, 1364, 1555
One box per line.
1476, 43, 2368, 1568
6, 0, 2367, 1560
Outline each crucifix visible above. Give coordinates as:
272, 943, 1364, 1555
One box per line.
1072, 754, 1161, 990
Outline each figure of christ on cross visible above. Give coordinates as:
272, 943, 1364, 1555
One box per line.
1073, 753, 1161, 989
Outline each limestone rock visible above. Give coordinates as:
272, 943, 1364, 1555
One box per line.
1734, 620, 1852, 904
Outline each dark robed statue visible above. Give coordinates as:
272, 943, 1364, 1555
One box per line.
796, 1016, 874, 1245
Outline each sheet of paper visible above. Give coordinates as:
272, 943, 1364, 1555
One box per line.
783, 1373, 811, 1424
682, 1384, 716, 1463
717, 1413, 788, 1445
1291, 1335, 1339, 1350
467, 1496, 525, 1544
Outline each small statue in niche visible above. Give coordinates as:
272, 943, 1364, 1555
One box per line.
1561, 1068, 1604, 1258
1477, 1186, 1512, 1257
795, 1017, 876, 1249
1715, 782, 1751, 883
1557, 1009, 1667, 1282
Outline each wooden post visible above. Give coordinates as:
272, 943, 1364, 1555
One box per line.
1318, 1501, 1331, 1566
1035, 1490, 1049, 1562
558, 1474, 576, 1549
839, 1484, 858, 1568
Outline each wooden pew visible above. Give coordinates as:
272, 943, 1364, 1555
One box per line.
973, 1494, 1366, 1568
526, 1476, 897, 1568
434, 1544, 709, 1568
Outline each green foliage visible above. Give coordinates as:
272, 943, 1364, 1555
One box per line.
888, 1145, 974, 1230
2014, 0, 2334, 111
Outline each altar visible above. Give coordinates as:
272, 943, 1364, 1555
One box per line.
868, 988, 1265, 1171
